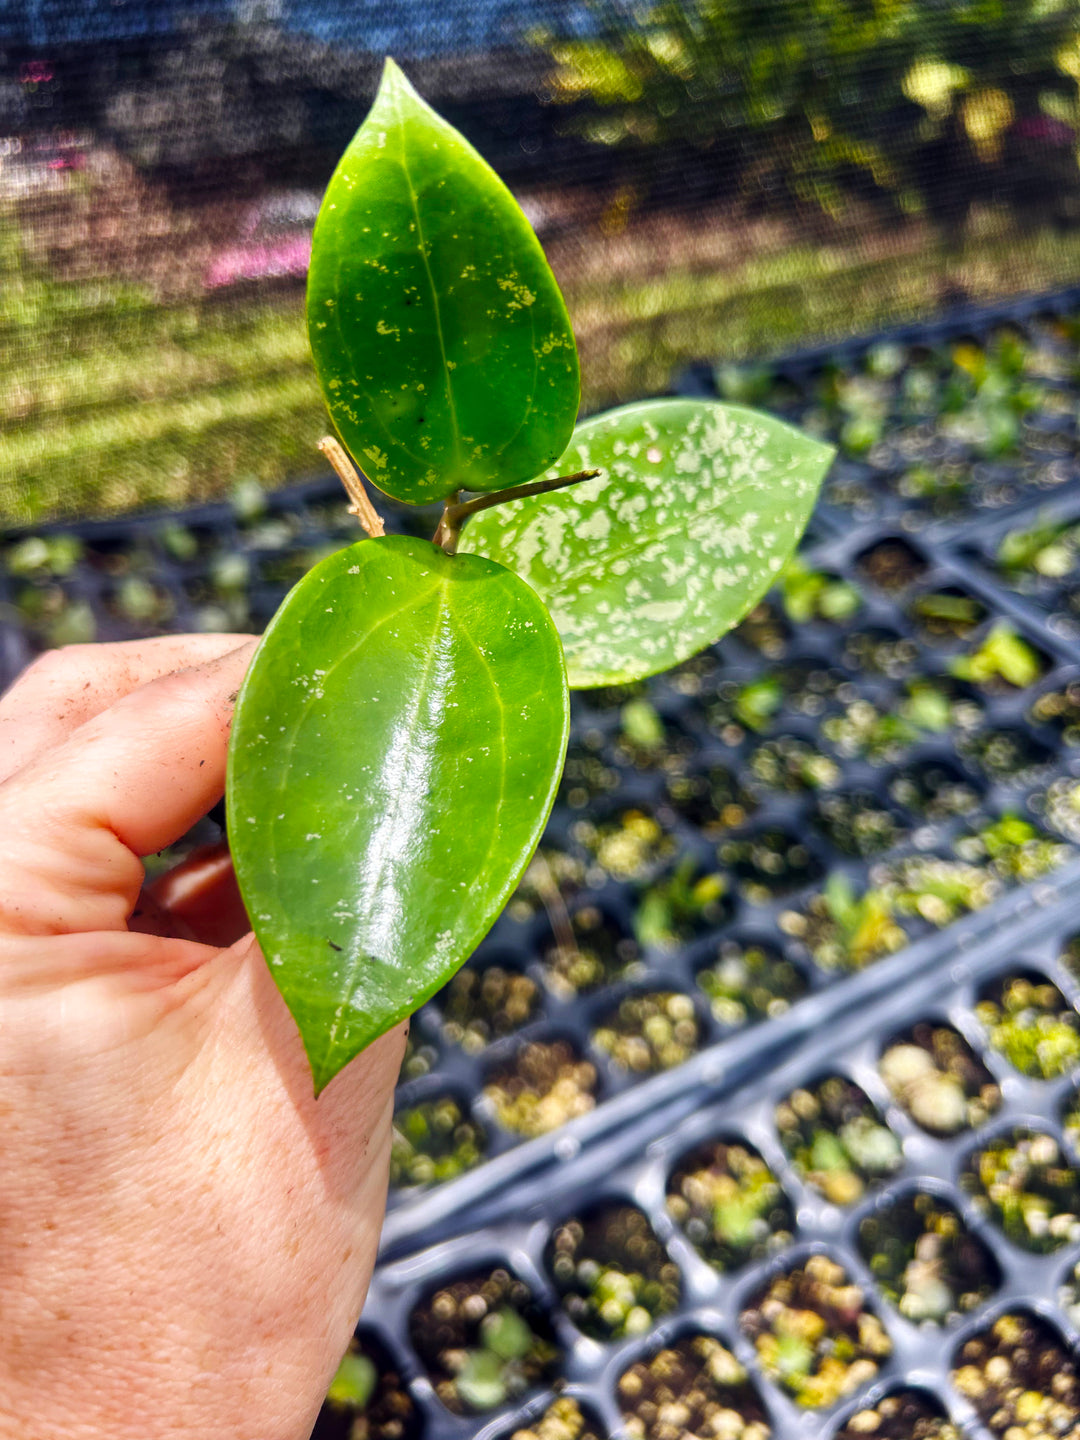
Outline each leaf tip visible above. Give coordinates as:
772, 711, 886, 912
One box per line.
378, 55, 416, 104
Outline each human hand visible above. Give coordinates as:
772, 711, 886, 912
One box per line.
0, 635, 405, 1440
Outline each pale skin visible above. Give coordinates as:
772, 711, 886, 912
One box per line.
0, 633, 404, 1440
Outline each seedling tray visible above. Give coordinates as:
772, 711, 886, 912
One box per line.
7, 290, 1080, 1438
347, 876, 1080, 1440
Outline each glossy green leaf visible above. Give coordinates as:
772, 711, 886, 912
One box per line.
307, 59, 580, 505
461, 399, 834, 687
226, 535, 569, 1093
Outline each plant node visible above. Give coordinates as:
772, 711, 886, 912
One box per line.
433, 470, 601, 555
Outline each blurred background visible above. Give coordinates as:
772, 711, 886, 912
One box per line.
6, 0, 1080, 524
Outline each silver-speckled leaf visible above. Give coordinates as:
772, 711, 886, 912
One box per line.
460, 398, 834, 687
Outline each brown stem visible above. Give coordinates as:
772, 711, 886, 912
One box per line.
431, 469, 601, 555
318, 436, 386, 538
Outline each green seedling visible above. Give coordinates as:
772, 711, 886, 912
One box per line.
326, 1348, 378, 1411
951, 622, 1043, 689
225, 60, 832, 1091
998, 520, 1079, 579
734, 676, 783, 732
778, 557, 860, 624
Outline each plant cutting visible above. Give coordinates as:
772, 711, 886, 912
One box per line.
224, 59, 832, 1092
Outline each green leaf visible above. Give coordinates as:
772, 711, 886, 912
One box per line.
227, 534, 569, 1093
306, 58, 580, 505
327, 1351, 378, 1410
460, 399, 833, 687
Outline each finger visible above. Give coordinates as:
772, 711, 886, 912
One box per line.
0, 634, 255, 784
0, 639, 258, 936
146, 842, 251, 948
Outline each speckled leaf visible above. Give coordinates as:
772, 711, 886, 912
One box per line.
307, 59, 580, 505
226, 535, 569, 1094
461, 399, 834, 688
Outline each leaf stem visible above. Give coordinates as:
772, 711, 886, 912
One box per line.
432, 469, 601, 555
318, 436, 386, 539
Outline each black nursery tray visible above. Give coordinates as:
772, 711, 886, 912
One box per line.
8, 289, 1080, 1440
381, 508, 1080, 1252
344, 877, 1080, 1440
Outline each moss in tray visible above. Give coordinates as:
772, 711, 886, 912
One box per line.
811, 789, 904, 858
666, 1137, 793, 1272
729, 597, 791, 658
547, 1203, 680, 1341
1064, 933, 1080, 985
558, 737, 620, 810
841, 627, 918, 680
408, 1267, 560, 1416
539, 903, 641, 999
887, 760, 979, 822
856, 538, 928, 593
745, 736, 840, 794
880, 853, 999, 928
390, 1094, 486, 1190
834, 1389, 960, 1440
1063, 1085, 1080, 1154
662, 763, 757, 837
1030, 680, 1080, 746
437, 963, 541, 1054
572, 808, 679, 884
775, 1075, 902, 1205
739, 1254, 893, 1409
591, 991, 701, 1076
616, 1333, 770, 1440
1038, 774, 1080, 844
633, 859, 730, 952
957, 726, 1053, 786
951, 1311, 1080, 1440
695, 940, 806, 1028
879, 1022, 1001, 1137
955, 814, 1070, 886
780, 874, 907, 974
857, 1191, 998, 1325
399, 1032, 438, 1084
974, 971, 1080, 1080
496, 1397, 606, 1440
482, 1039, 598, 1138
611, 700, 697, 775
775, 658, 846, 718
962, 1128, 1080, 1254
313, 1333, 420, 1440
909, 589, 987, 645
718, 827, 821, 904
1058, 1253, 1080, 1348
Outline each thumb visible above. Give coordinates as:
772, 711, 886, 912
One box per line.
0, 640, 257, 936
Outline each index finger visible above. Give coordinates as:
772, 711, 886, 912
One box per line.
0, 634, 255, 784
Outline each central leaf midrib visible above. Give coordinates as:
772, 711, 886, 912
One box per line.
324, 576, 452, 1058
392, 92, 463, 477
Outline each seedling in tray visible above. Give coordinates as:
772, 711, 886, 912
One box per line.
739, 1254, 893, 1409
314, 1333, 420, 1440
546, 1203, 681, 1340
223, 59, 833, 1092
666, 1136, 794, 1272
616, 1333, 770, 1440
408, 1266, 560, 1415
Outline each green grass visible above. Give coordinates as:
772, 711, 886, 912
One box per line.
5, 212, 1080, 524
